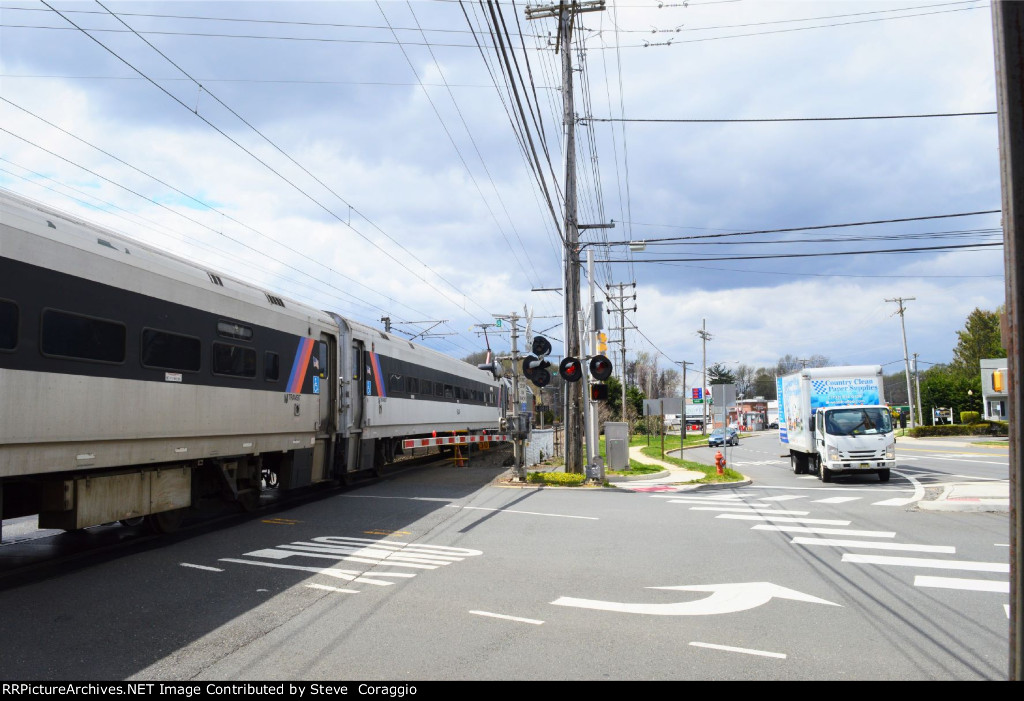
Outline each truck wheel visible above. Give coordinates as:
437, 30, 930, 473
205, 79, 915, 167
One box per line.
791, 453, 803, 475
819, 460, 832, 483
878, 469, 891, 482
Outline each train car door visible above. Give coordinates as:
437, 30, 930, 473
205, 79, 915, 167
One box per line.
347, 341, 365, 474
311, 333, 335, 482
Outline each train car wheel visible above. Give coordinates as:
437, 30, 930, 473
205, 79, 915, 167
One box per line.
119, 517, 145, 527
146, 508, 185, 534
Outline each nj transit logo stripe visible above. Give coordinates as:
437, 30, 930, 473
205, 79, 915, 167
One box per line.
370, 352, 386, 397
287, 338, 315, 393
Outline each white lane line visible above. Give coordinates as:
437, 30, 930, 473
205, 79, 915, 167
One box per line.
843, 554, 1009, 573
305, 583, 359, 594
180, 563, 224, 572
757, 495, 807, 502
814, 496, 860, 504
873, 469, 925, 507
685, 506, 810, 515
470, 610, 544, 625
689, 642, 786, 659
717, 514, 851, 525
914, 576, 1009, 593
791, 537, 955, 553
447, 505, 598, 520
752, 525, 895, 538
1006, 605, 1012, 618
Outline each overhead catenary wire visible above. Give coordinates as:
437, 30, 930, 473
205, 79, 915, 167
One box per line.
38, 0, 498, 347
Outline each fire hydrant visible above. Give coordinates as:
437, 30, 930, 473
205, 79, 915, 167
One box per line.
714, 450, 725, 476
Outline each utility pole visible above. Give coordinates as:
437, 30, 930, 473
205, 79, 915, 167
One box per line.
698, 319, 712, 434
991, 1, 1023, 678
507, 311, 526, 481
678, 360, 693, 445
607, 282, 636, 426
886, 297, 917, 429
913, 352, 923, 426
526, 0, 606, 474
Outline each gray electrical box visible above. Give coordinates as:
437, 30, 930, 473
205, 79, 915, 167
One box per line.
605, 422, 629, 470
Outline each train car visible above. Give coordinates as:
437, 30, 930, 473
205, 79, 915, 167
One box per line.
0, 189, 502, 537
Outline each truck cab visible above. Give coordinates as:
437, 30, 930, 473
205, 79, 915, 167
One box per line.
812, 405, 895, 482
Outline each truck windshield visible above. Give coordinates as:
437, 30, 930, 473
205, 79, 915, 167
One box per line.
824, 408, 892, 436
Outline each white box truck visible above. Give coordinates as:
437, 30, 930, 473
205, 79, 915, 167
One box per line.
777, 365, 896, 482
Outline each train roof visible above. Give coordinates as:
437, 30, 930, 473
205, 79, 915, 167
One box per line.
1, 188, 333, 328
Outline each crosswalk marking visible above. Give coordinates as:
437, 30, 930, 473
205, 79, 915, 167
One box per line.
914, 576, 1009, 593
661, 497, 772, 506
752, 525, 896, 538
717, 514, 851, 525
684, 505, 810, 515
791, 537, 955, 553
814, 496, 860, 504
842, 553, 1008, 573
758, 495, 807, 502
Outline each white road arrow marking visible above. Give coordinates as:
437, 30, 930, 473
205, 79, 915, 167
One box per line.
551, 582, 841, 616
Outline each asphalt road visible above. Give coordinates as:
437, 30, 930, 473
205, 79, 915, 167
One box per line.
0, 435, 1010, 681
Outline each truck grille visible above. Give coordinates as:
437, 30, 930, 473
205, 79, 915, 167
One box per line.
842, 449, 883, 460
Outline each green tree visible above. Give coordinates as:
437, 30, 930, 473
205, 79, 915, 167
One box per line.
919, 364, 982, 423
950, 307, 1005, 378
707, 362, 736, 384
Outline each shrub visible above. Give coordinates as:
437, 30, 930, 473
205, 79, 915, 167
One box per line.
908, 421, 1007, 438
959, 411, 980, 425
526, 471, 586, 486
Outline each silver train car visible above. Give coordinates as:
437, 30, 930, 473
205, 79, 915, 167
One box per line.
0, 190, 503, 535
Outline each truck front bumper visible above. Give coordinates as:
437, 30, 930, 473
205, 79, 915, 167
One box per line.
825, 459, 895, 473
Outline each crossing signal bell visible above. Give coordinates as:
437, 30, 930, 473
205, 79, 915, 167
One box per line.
589, 354, 613, 381
560, 357, 583, 383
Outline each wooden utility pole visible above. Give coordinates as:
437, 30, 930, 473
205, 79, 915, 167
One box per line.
526, 1, 606, 474
992, 1, 1023, 679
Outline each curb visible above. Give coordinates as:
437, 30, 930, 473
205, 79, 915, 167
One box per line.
606, 470, 670, 482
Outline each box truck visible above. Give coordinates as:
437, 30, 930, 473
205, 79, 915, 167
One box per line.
777, 365, 895, 482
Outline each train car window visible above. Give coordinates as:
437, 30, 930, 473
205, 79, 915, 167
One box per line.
317, 342, 328, 378
389, 374, 403, 393
0, 299, 17, 350
422, 380, 433, 395
435, 382, 444, 398
41, 309, 126, 363
140, 328, 201, 372
216, 320, 253, 342
444, 384, 453, 399
406, 376, 418, 394
454, 386, 462, 400
212, 342, 256, 378
264, 351, 280, 381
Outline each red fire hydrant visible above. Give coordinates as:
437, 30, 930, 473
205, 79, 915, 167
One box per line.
714, 450, 725, 476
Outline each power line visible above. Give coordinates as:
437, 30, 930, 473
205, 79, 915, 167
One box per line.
582, 111, 995, 123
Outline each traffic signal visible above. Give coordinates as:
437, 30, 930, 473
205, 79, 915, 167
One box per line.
523, 355, 551, 387
524, 335, 552, 387
559, 357, 583, 382
992, 369, 1005, 392
532, 336, 552, 357
477, 351, 502, 379
589, 354, 612, 381
590, 383, 609, 401
597, 332, 607, 353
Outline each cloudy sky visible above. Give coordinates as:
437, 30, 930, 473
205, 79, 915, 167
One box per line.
0, 0, 1007, 390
